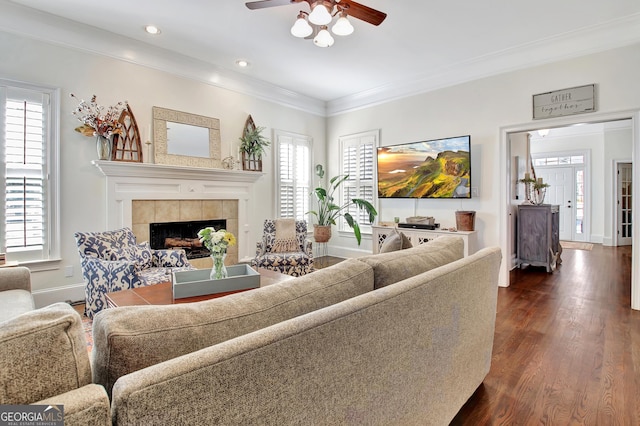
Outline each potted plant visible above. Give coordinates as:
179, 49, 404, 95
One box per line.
239, 125, 270, 171
519, 175, 550, 205
309, 165, 378, 245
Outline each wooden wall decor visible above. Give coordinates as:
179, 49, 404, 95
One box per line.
112, 104, 143, 162
241, 115, 262, 171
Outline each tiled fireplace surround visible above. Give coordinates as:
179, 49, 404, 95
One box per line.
132, 199, 238, 268
93, 161, 264, 269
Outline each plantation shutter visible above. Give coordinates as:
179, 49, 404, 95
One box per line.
275, 130, 311, 221
339, 131, 378, 235
3, 88, 47, 252
0, 81, 59, 263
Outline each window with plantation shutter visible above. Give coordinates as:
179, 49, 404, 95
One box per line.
1, 81, 60, 263
339, 130, 378, 236
275, 130, 312, 222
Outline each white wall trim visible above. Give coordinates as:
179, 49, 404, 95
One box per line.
32, 283, 85, 309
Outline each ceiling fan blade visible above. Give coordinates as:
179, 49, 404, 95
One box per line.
340, 0, 387, 26
245, 0, 298, 10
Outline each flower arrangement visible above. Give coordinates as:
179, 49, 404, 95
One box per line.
197, 227, 236, 255
70, 93, 126, 137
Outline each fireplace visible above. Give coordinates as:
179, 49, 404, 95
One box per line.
150, 219, 226, 259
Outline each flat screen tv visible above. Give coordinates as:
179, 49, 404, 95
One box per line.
377, 135, 471, 199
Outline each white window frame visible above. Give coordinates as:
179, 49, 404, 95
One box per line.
274, 129, 312, 222
338, 130, 379, 239
0, 79, 60, 265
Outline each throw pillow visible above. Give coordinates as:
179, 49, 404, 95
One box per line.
108, 241, 154, 270
379, 230, 413, 253
153, 249, 191, 268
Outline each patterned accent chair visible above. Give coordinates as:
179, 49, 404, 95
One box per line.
74, 227, 194, 318
251, 219, 314, 277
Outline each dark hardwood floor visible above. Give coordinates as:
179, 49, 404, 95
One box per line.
452, 243, 640, 425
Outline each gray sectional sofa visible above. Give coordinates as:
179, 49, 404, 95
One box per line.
92, 236, 502, 425
0, 267, 111, 426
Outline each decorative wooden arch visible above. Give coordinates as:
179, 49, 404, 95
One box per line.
111, 104, 143, 162
241, 115, 262, 171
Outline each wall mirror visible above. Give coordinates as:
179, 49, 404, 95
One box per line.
153, 106, 221, 168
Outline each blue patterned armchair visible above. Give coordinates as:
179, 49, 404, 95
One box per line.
251, 219, 314, 277
74, 227, 194, 318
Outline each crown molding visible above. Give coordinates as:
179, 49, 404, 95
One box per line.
0, 0, 327, 116
326, 14, 640, 116
2, 1, 638, 118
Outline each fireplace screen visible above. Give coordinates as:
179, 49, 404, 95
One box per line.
150, 219, 226, 259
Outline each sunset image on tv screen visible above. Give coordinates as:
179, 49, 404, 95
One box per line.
377, 136, 471, 198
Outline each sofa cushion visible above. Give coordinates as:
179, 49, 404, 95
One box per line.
359, 235, 465, 289
0, 303, 92, 405
379, 230, 412, 253
92, 257, 375, 396
0, 289, 34, 323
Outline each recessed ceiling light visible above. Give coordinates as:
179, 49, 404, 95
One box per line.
144, 25, 161, 35
236, 59, 249, 68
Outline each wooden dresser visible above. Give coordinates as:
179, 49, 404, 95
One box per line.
517, 204, 560, 272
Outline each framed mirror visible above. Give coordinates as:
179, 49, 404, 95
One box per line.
153, 106, 221, 168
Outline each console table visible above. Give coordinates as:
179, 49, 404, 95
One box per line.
372, 225, 478, 256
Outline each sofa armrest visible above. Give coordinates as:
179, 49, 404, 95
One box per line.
0, 266, 31, 293
0, 303, 92, 405
255, 242, 265, 257
36, 384, 110, 426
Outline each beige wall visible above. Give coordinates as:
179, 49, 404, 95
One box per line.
1, 26, 639, 303
327, 43, 640, 263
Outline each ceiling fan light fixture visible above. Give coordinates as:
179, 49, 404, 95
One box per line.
308, 1, 333, 25
313, 26, 334, 47
291, 12, 313, 38
332, 14, 354, 36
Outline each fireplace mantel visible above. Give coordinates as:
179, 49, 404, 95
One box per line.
92, 160, 264, 182
93, 160, 261, 262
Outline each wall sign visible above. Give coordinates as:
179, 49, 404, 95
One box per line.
533, 84, 595, 120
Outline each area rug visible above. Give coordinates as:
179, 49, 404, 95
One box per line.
560, 241, 594, 251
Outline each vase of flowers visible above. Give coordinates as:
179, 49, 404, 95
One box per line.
70, 94, 126, 160
197, 227, 236, 280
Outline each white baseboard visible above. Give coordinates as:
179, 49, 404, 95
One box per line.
32, 283, 85, 309
327, 245, 372, 259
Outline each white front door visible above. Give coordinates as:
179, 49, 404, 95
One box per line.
536, 167, 577, 241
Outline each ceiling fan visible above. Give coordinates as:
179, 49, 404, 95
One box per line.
246, 0, 387, 47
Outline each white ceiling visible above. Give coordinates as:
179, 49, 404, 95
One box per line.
2, 0, 640, 115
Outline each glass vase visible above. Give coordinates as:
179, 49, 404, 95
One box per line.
210, 252, 228, 280
96, 135, 112, 160
531, 187, 547, 205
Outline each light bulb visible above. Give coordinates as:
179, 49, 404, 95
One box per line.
331, 15, 353, 36
308, 2, 332, 25
313, 26, 334, 47
291, 16, 313, 38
